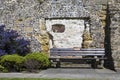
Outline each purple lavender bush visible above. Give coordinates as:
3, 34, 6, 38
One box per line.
0, 25, 30, 56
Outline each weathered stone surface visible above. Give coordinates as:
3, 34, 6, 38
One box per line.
0, 0, 42, 52
0, 0, 108, 51
46, 19, 85, 48
1, 0, 120, 68
0, 0, 107, 51
108, 1, 120, 67
40, 0, 90, 18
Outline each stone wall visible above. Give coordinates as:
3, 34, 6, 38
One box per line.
1, 0, 120, 66
0, 0, 108, 51
0, 0, 107, 51
108, 1, 120, 67
83, 0, 107, 48
0, 0, 42, 52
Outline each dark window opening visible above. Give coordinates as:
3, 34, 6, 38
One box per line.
52, 24, 65, 33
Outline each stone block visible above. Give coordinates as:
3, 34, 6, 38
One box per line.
100, 11, 107, 15
24, 27, 33, 33
39, 19, 46, 30
40, 39, 49, 45
34, 36, 42, 43
40, 24, 46, 30
102, 5, 107, 10
115, 61, 120, 68
82, 40, 93, 48
101, 20, 106, 27
111, 46, 118, 50
26, 33, 33, 37
99, 14, 106, 20
41, 45, 49, 51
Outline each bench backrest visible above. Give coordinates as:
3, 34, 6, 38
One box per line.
50, 48, 105, 57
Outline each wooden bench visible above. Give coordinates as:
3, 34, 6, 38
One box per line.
49, 48, 106, 68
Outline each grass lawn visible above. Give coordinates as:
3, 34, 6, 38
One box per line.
0, 78, 105, 80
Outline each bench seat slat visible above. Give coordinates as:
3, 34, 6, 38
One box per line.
80, 48, 105, 51
50, 53, 105, 56
50, 51, 104, 53
50, 57, 107, 60
50, 48, 105, 57
50, 51, 104, 55
50, 48, 105, 51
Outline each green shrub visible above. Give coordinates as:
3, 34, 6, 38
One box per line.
24, 52, 50, 72
0, 65, 8, 72
0, 54, 24, 72
0, 65, 4, 71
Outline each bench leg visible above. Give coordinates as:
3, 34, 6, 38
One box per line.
91, 60, 98, 68
56, 59, 60, 68
56, 61, 60, 68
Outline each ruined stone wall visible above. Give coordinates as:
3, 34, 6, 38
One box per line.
0, 0, 43, 52
108, 1, 120, 67
0, 0, 108, 52
83, 0, 107, 48
1, 0, 120, 68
